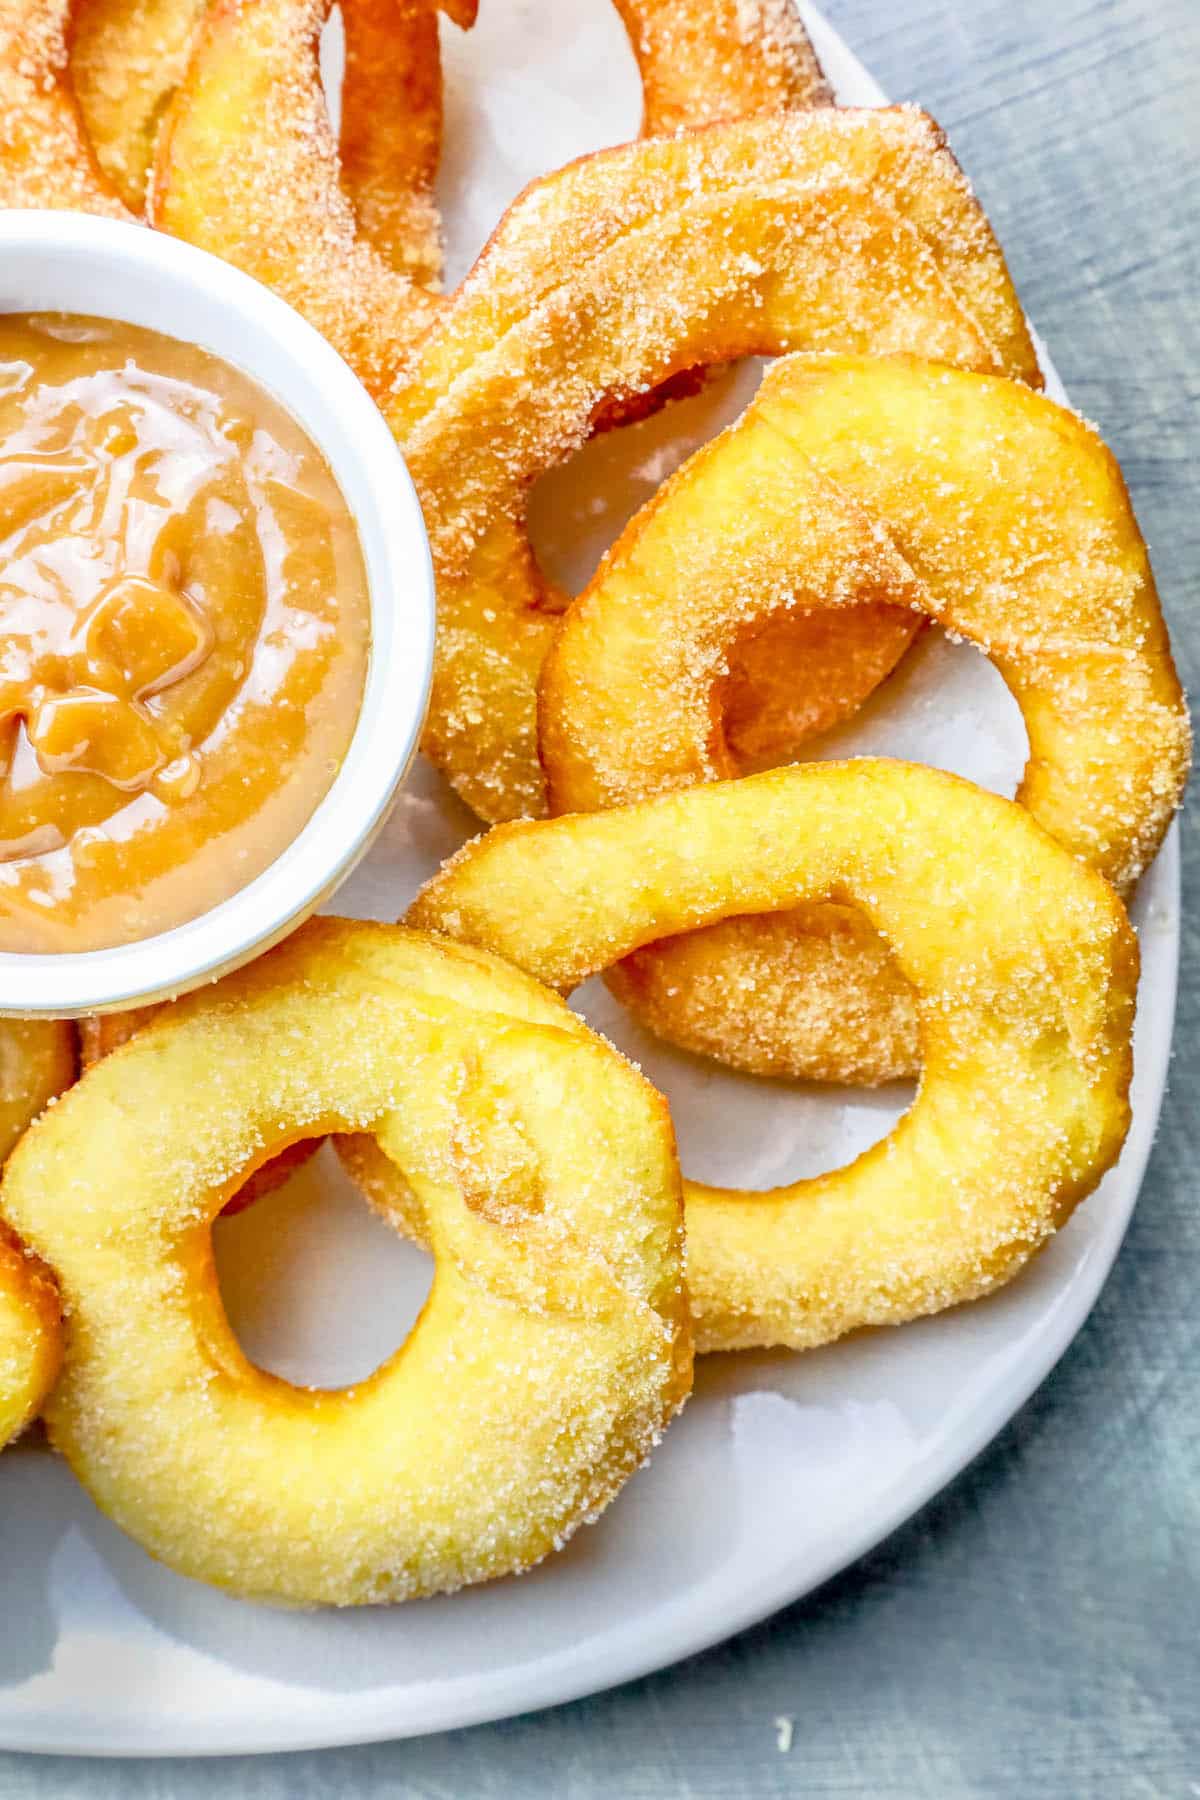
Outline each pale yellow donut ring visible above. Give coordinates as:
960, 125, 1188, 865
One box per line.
2, 921, 689, 1604
409, 761, 1138, 1353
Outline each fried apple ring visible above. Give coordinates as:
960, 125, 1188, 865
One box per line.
386, 105, 1040, 822
148, 0, 445, 401
4, 919, 689, 1604
70, 0, 471, 274
0, 1218, 61, 1449
69, 0, 218, 212
0, 1019, 73, 1447
539, 353, 1188, 1083
150, 0, 828, 404
614, 0, 830, 130
0, 0, 129, 214
408, 761, 1138, 1353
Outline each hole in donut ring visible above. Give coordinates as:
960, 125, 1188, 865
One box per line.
530, 361, 765, 598
213, 1140, 432, 1391
572, 965, 917, 1188
317, 6, 346, 122
434, 0, 643, 286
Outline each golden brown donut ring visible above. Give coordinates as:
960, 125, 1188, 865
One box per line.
150, 0, 445, 402
69, 0, 471, 276
0, 1018, 74, 1447
538, 353, 1188, 1083
0, 0, 130, 215
614, 0, 830, 129
0, 1218, 61, 1449
150, 0, 829, 403
407, 761, 1138, 1353
68, 0, 218, 213
387, 105, 1040, 822
5, 920, 689, 1604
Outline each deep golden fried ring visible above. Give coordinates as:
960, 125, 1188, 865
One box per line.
540, 353, 1188, 1084
0, 0, 129, 214
408, 761, 1138, 1353
70, 0, 471, 276
0, 1019, 74, 1447
614, 0, 830, 129
0, 1019, 76, 1164
69, 0, 218, 212
0, 1218, 61, 1449
386, 105, 1040, 822
149, 0, 445, 401
150, 0, 828, 404
336, 0, 478, 283
4, 919, 689, 1605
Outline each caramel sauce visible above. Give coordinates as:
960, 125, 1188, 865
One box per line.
0, 315, 370, 951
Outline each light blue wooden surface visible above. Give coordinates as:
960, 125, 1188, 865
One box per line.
1, 1, 1196, 1792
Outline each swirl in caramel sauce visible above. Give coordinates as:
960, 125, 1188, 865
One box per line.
0, 314, 369, 951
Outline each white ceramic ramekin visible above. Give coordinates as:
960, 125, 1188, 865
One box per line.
0, 212, 433, 1018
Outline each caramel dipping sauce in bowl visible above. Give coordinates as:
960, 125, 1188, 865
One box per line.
0, 212, 433, 1015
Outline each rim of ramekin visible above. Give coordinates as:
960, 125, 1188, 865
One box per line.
0, 211, 434, 1016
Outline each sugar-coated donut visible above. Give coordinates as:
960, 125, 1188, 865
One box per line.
2, 920, 689, 1604
0, 1019, 74, 1446
150, 0, 829, 403
389, 106, 1040, 822
539, 354, 1188, 1083
408, 761, 1137, 1352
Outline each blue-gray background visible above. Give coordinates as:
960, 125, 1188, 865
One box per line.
2, 1, 1196, 1792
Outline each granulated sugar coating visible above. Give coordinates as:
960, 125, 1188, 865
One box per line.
74, 0, 447, 260
388, 105, 1040, 823
1, 921, 690, 1605
0, 0, 129, 214
70, 0, 208, 210
79, 1008, 321, 1211
539, 354, 1190, 1084
613, 0, 830, 131
149, 0, 828, 406
409, 759, 1139, 1353
0, 1022, 74, 1446
0, 1218, 61, 1448
151, 0, 448, 406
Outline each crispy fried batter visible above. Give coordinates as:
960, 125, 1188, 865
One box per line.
70, 0, 469, 271
0, 0, 129, 214
408, 761, 1137, 1352
614, 0, 830, 130
79, 1010, 314, 1210
389, 106, 1039, 822
150, 0, 830, 403
68, 0, 207, 209
0, 1218, 61, 1448
151, 0, 446, 402
540, 354, 1187, 1081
